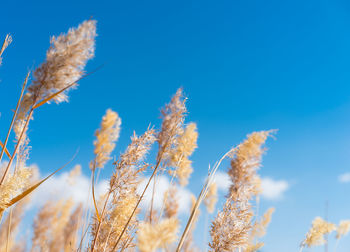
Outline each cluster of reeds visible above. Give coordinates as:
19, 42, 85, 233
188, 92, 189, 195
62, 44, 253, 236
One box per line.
1, 19, 348, 252
299, 217, 350, 252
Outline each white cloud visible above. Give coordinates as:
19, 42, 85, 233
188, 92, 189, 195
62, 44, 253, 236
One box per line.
260, 177, 289, 200
213, 171, 231, 191
213, 172, 289, 200
29, 163, 288, 215
339, 172, 350, 183
31, 166, 108, 209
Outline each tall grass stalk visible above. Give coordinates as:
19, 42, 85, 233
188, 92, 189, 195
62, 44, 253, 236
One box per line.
0, 72, 29, 164
176, 149, 234, 252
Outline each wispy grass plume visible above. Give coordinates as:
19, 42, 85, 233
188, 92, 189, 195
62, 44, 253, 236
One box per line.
209, 131, 273, 251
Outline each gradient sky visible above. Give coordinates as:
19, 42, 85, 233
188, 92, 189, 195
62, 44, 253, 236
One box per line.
2, 0, 350, 251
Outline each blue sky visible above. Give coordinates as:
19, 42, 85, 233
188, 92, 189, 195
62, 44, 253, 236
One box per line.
2, 0, 350, 251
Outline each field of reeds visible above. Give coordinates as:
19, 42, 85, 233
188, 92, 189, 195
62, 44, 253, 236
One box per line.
0, 19, 349, 252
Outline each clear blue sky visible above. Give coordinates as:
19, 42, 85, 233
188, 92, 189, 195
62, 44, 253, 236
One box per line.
2, 0, 350, 251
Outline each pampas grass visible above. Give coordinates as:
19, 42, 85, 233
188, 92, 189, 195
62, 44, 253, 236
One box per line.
300, 217, 336, 250
2, 18, 348, 252
209, 131, 273, 252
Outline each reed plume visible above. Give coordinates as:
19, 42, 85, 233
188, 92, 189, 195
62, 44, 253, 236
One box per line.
68, 164, 82, 185
92, 109, 121, 169
31, 199, 74, 252
0, 34, 12, 65
209, 131, 273, 251
0, 20, 97, 203
90, 129, 156, 251
164, 186, 179, 218
1, 19, 295, 251
158, 88, 187, 163
15, 19, 97, 142
336, 220, 350, 240
168, 122, 198, 186
27, 20, 96, 103
138, 217, 179, 252
31, 166, 79, 252
301, 217, 335, 248
110, 88, 188, 250
64, 204, 84, 252
246, 207, 275, 252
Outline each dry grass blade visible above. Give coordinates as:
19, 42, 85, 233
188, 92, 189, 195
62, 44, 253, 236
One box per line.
176, 149, 234, 252
32, 83, 77, 109
0, 72, 29, 163
3, 149, 78, 209
0, 141, 11, 160
91, 168, 101, 222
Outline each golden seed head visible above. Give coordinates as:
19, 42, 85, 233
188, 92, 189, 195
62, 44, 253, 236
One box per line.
138, 217, 179, 252
93, 109, 121, 169
303, 217, 336, 247
336, 220, 350, 239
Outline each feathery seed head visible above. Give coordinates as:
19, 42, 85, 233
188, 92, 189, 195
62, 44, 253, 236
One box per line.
68, 164, 82, 185
247, 207, 275, 251
32, 199, 74, 251
168, 122, 198, 186
229, 130, 275, 200
0, 34, 12, 65
303, 217, 336, 247
246, 243, 264, 252
117, 129, 156, 169
164, 186, 179, 218
90, 129, 156, 251
14, 20, 97, 146
209, 130, 273, 251
336, 220, 350, 240
64, 204, 83, 252
93, 109, 121, 169
158, 88, 187, 162
30, 20, 96, 103
138, 217, 179, 252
